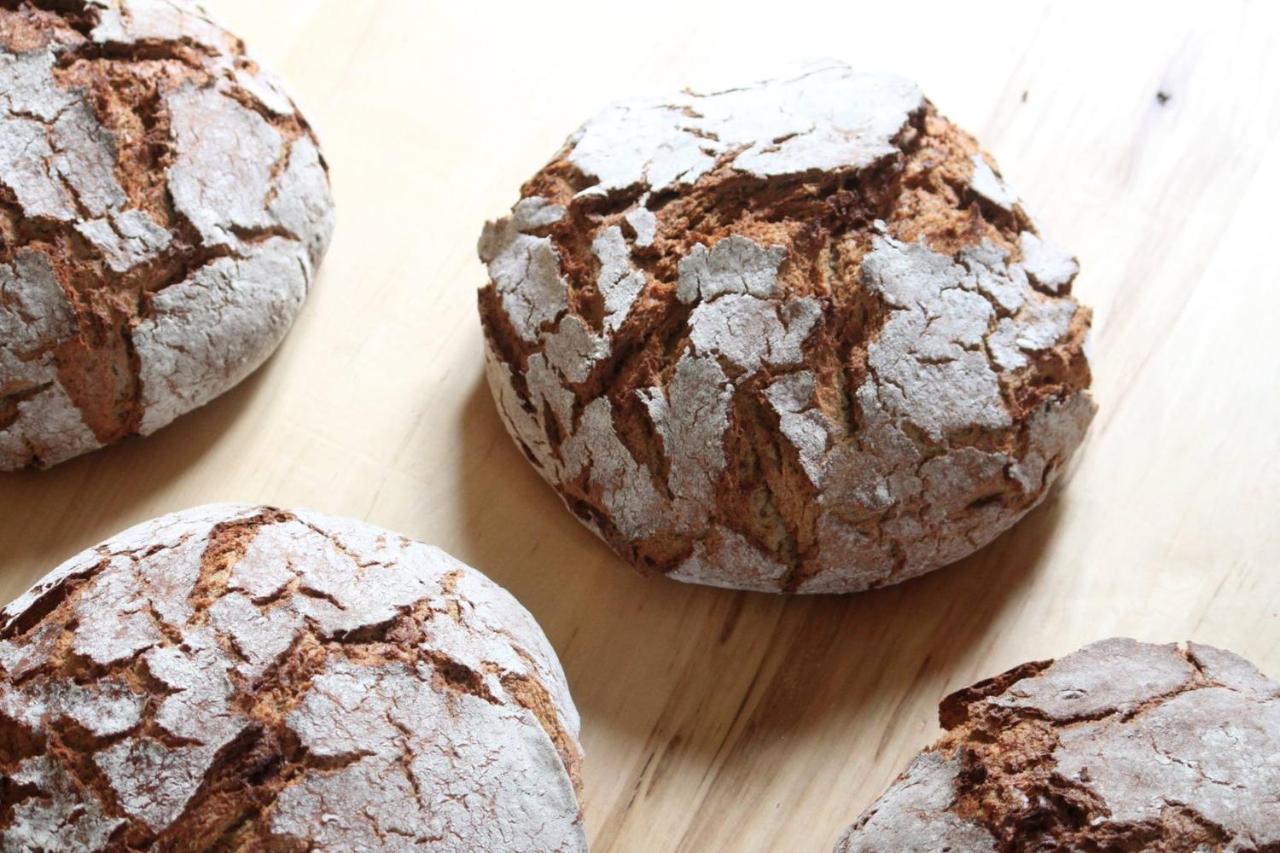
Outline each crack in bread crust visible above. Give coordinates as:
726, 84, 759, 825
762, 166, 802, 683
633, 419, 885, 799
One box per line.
0, 0, 335, 469
477, 61, 1094, 593
0, 504, 586, 852
836, 638, 1280, 852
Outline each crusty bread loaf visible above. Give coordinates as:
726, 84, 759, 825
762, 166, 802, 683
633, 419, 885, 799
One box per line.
0, 505, 585, 851
477, 61, 1093, 593
0, 1, 335, 470
836, 638, 1280, 851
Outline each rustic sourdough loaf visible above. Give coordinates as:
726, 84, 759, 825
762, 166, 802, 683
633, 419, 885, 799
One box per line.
0, 0, 334, 469
478, 61, 1093, 593
0, 505, 585, 851
836, 638, 1280, 851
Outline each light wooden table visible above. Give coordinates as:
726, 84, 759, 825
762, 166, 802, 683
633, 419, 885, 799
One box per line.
2, 1, 1278, 849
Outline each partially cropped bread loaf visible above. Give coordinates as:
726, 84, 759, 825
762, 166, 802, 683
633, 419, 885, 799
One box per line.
837, 638, 1280, 851
0, 505, 585, 851
0, 1, 334, 469
478, 61, 1093, 593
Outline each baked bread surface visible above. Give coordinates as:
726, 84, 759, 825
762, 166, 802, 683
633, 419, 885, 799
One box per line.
836, 638, 1280, 851
0, 504, 585, 851
0, 0, 335, 469
478, 61, 1093, 593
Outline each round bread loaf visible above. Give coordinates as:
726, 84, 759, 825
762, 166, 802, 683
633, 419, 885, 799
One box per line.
0, 505, 585, 851
0, 1, 335, 470
836, 638, 1280, 851
477, 61, 1093, 593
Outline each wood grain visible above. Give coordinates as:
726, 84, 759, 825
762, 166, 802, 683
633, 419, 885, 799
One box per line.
2, 1, 1277, 849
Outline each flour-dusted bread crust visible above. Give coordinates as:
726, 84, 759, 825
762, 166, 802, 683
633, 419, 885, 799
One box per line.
0, 505, 585, 851
477, 61, 1093, 593
836, 638, 1280, 851
0, 1, 335, 469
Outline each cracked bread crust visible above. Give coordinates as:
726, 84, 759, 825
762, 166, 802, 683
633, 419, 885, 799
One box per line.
0, 0, 335, 470
477, 60, 1094, 593
836, 638, 1280, 852
0, 504, 586, 851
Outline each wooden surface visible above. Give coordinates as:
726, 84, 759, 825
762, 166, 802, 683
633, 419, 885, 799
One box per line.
3, 1, 1279, 849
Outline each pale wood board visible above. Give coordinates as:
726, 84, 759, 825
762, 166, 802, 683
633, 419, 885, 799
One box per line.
2, 1, 1279, 849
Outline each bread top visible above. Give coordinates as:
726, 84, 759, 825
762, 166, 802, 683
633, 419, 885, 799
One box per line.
0, 1, 335, 470
478, 61, 1093, 593
0, 505, 585, 852
837, 638, 1280, 851
563, 65, 923, 197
